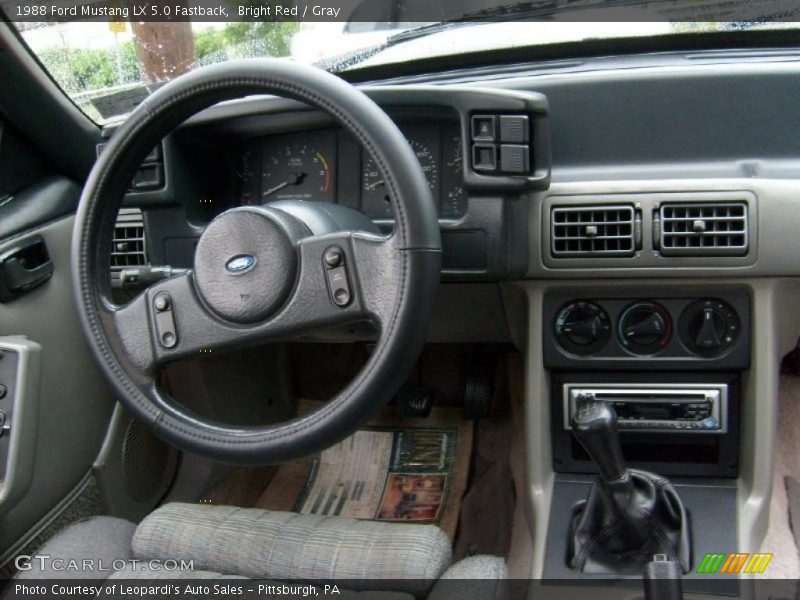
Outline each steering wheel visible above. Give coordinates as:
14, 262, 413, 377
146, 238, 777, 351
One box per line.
72, 60, 441, 465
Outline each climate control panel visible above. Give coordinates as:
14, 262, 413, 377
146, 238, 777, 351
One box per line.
545, 289, 750, 370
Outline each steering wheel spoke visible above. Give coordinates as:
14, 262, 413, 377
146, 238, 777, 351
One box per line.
347, 233, 406, 331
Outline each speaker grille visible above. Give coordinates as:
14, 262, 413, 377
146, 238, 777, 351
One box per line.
122, 419, 169, 502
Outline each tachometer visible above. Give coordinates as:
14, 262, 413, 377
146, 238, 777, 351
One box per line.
260, 141, 333, 203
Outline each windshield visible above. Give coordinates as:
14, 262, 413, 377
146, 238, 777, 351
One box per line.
10, 14, 799, 124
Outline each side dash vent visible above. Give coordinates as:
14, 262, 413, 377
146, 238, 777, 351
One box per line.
658, 202, 748, 256
111, 208, 147, 270
551, 205, 638, 257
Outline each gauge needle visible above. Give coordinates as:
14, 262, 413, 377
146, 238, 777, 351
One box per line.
365, 179, 385, 191
262, 172, 306, 198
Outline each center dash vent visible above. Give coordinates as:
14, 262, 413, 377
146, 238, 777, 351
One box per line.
551, 205, 638, 257
658, 202, 748, 256
111, 208, 147, 270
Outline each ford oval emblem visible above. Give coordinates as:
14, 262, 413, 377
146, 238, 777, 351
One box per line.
225, 254, 256, 273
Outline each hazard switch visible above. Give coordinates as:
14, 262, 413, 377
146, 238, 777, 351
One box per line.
471, 115, 496, 142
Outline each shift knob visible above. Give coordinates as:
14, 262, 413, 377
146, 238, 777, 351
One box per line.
572, 399, 627, 482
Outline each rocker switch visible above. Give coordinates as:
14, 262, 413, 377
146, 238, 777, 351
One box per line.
153, 292, 179, 349
323, 246, 351, 307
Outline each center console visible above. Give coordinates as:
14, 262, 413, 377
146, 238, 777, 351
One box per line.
540, 287, 751, 593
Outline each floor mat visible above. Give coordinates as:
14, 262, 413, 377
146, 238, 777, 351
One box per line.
205, 404, 472, 539
760, 374, 800, 579
453, 355, 516, 561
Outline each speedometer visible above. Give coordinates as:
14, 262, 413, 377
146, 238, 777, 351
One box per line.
361, 139, 439, 218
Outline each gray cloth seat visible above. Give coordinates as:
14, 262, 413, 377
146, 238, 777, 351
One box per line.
16, 503, 508, 600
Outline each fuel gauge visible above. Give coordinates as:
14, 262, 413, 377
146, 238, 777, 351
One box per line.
441, 129, 467, 219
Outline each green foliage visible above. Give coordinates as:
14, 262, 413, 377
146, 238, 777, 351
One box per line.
194, 22, 299, 62
37, 41, 140, 94
37, 21, 299, 96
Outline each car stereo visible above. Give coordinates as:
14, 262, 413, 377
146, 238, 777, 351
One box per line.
563, 383, 728, 434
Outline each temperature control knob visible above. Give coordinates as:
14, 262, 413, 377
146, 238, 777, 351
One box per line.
679, 299, 741, 356
618, 301, 672, 354
555, 301, 612, 355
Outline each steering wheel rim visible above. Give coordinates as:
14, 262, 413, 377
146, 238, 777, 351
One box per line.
72, 59, 441, 465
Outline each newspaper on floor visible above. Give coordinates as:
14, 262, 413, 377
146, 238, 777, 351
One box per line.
294, 427, 457, 523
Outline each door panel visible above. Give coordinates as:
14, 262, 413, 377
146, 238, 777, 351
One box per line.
0, 212, 115, 554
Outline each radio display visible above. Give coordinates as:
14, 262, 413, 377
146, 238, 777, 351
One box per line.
611, 401, 705, 421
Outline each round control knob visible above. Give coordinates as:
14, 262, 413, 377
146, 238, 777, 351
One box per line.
554, 301, 612, 355
618, 301, 672, 354
679, 298, 741, 357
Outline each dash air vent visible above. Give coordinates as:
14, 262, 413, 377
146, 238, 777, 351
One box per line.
551, 205, 639, 257
111, 208, 147, 270
658, 202, 748, 256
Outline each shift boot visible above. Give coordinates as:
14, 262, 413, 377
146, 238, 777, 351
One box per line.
567, 400, 691, 574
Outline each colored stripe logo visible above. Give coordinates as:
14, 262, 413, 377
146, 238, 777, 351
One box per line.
696, 552, 773, 574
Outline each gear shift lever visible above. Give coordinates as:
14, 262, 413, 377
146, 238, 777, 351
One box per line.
571, 400, 626, 482
567, 399, 691, 574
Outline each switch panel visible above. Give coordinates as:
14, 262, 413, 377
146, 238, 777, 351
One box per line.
0, 337, 41, 513
470, 113, 533, 175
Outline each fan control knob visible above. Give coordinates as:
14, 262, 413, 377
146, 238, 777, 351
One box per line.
555, 301, 612, 355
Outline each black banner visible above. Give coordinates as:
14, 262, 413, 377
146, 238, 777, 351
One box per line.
3, 578, 800, 599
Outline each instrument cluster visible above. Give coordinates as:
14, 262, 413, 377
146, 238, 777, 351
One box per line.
236, 122, 466, 220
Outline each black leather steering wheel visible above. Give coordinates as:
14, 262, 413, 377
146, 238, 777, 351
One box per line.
72, 60, 441, 465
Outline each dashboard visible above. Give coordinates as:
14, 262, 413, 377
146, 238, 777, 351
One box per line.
110, 87, 550, 283
108, 59, 800, 288
236, 121, 468, 219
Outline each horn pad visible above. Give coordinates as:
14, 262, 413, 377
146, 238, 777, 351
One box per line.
193, 208, 297, 324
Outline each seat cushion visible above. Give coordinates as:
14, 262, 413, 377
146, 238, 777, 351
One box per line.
14, 516, 136, 580
132, 503, 452, 596
428, 556, 509, 600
